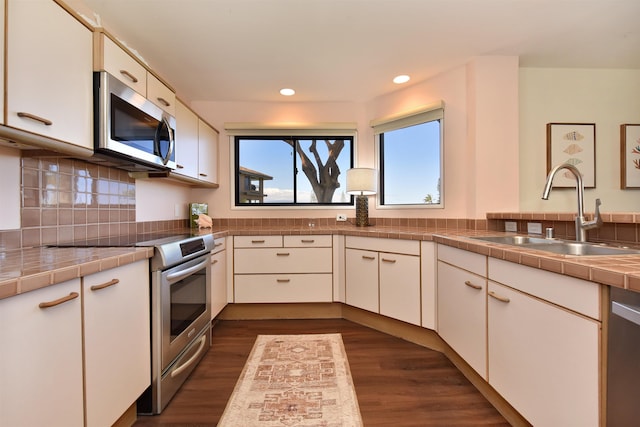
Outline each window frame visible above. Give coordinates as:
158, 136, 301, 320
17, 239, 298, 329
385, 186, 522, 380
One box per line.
372, 102, 444, 209
226, 124, 357, 209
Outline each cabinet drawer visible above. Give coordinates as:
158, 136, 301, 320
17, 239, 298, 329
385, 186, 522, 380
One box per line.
234, 235, 282, 248
212, 236, 226, 254
234, 274, 333, 303
234, 248, 332, 274
488, 258, 600, 320
438, 244, 486, 277
147, 73, 175, 115
101, 36, 147, 95
346, 236, 419, 255
284, 235, 332, 247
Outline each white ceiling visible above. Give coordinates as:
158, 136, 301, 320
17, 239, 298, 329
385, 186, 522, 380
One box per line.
72, 0, 640, 104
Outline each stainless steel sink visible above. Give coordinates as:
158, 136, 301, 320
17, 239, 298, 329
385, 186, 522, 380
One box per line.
472, 235, 556, 245
470, 235, 640, 256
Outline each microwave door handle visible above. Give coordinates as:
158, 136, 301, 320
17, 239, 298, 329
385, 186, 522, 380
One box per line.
155, 117, 174, 166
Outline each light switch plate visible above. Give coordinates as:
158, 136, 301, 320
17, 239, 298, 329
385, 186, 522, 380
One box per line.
527, 222, 543, 235
505, 221, 517, 232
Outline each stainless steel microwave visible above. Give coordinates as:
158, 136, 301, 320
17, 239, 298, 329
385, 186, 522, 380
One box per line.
93, 71, 176, 171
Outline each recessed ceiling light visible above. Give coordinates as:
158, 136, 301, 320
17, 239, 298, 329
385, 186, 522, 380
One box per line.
280, 88, 295, 96
393, 75, 410, 84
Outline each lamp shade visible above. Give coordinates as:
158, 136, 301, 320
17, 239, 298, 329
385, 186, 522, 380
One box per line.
346, 168, 378, 195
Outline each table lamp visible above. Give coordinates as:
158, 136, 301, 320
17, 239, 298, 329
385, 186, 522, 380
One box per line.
346, 168, 378, 227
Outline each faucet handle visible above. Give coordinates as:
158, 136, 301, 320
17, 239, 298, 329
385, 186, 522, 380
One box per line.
592, 198, 603, 227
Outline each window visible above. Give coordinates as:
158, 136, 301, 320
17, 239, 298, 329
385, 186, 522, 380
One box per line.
372, 103, 444, 207
233, 135, 354, 206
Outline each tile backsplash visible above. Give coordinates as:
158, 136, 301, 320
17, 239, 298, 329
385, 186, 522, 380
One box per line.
18, 156, 137, 248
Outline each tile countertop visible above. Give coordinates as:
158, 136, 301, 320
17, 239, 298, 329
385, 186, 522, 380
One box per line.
4, 223, 640, 301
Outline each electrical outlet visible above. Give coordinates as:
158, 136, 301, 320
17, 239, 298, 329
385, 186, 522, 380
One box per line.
527, 222, 543, 235
505, 221, 517, 232
174, 204, 182, 218
336, 214, 347, 222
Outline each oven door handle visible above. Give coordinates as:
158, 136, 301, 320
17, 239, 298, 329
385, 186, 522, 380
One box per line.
166, 258, 208, 284
170, 333, 207, 378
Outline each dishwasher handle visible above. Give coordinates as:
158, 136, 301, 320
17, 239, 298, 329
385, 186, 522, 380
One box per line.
612, 301, 640, 326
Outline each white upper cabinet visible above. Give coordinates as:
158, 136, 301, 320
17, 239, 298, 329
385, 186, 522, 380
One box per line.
6, 0, 93, 150
174, 100, 199, 179
101, 35, 147, 95
197, 119, 219, 185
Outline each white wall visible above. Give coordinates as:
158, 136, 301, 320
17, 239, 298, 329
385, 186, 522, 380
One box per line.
135, 179, 192, 222
189, 56, 520, 220
519, 68, 640, 213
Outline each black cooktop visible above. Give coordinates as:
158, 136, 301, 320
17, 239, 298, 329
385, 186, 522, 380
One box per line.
50, 231, 196, 248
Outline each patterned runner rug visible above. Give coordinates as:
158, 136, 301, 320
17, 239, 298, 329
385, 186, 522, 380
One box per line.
218, 333, 363, 427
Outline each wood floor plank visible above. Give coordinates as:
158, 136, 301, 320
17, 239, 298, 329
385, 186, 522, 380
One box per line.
133, 319, 512, 426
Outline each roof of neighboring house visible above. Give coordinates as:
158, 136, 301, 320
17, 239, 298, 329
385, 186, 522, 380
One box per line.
239, 166, 273, 180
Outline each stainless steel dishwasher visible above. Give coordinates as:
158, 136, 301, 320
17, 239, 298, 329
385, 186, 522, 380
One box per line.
607, 287, 640, 426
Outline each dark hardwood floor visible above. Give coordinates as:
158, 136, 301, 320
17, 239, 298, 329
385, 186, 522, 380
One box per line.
133, 319, 511, 426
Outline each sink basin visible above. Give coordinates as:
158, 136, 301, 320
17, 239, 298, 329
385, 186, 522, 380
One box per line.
471, 235, 556, 245
470, 235, 640, 256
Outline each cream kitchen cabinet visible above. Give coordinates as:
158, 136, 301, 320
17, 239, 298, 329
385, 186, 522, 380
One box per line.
197, 119, 219, 185
6, 0, 93, 151
0, 279, 84, 427
487, 258, 601, 427
96, 33, 175, 115
211, 236, 227, 318
233, 235, 333, 303
173, 100, 219, 186
436, 245, 487, 378
83, 260, 150, 427
345, 236, 421, 325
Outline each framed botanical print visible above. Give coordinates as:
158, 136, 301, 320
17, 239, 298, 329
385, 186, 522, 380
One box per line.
546, 123, 596, 188
620, 124, 640, 189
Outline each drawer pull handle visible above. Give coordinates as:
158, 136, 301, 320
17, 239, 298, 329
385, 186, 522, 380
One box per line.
381, 258, 396, 263
362, 255, 376, 260
251, 240, 265, 244
157, 97, 171, 107
301, 239, 315, 243
119, 69, 139, 83
276, 252, 290, 256
212, 259, 218, 265
39, 292, 79, 309
489, 291, 510, 303
464, 280, 482, 290
176, 164, 184, 169
17, 112, 52, 126
199, 173, 208, 177
91, 279, 120, 291
215, 242, 223, 247
277, 279, 291, 283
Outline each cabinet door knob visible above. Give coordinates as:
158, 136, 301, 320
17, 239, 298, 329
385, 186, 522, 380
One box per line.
119, 69, 139, 83
489, 291, 510, 303
464, 280, 482, 290
17, 112, 52, 126
39, 292, 79, 309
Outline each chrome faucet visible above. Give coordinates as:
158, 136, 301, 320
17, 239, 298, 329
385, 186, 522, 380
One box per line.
542, 163, 602, 242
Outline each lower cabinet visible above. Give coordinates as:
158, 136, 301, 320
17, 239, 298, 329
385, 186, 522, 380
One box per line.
233, 235, 333, 303
345, 236, 421, 326
211, 237, 227, 318
0, 260, 151, 427
83, 260, 150, 427
0, 279, 84, 427
487, 259, 601, 427
437, 252, 487, 378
